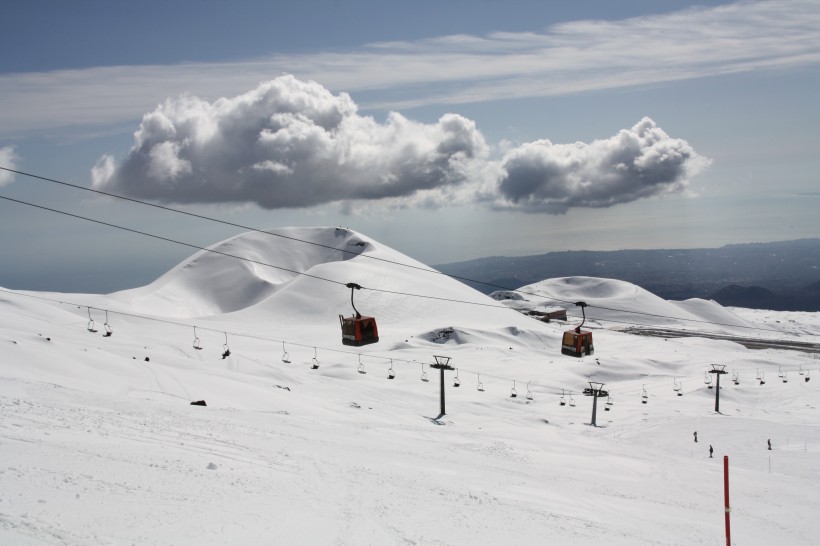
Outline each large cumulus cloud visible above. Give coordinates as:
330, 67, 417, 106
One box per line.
494, 118, 710, 213
92, 76, 489, 208
92, 76, 708, 213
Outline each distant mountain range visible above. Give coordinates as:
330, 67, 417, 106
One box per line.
434, 239, 820, 311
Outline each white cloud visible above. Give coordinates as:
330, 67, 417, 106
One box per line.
492, 118, 710, 213
93, 78, 707, 214
2, 0, 819, 136
0, 146, 20, 186
92, 76, 490, 209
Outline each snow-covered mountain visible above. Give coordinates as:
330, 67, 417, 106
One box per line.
1, 227, 818, 545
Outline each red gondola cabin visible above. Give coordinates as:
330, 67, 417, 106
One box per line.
339, 314, 379, 346
339, 282, 380, 347
561, 301, 594, 357
561, 329, 593, 357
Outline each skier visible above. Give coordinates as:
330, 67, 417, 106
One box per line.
693, 431, 698, 443
709, 445, 714, 458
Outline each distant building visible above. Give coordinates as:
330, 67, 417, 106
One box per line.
525, 308, 567, 322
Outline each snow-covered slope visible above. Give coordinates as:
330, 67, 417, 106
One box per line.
518, 275, 755, 331
1, 228, 819, 545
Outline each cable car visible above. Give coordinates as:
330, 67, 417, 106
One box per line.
339, 282, 379, 347
561, 301, 594, 357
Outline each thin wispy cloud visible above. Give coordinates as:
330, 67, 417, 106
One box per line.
1, 0, 818, 136
92, 77, 708, 214
0, 147, 19, 186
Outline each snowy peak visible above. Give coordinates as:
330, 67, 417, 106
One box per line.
109, 227, 375, 316
519, 276, 754, 330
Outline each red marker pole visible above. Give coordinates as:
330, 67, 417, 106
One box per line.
724, 455, 731, 545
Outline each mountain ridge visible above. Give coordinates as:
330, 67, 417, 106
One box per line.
434, 238, 820, 311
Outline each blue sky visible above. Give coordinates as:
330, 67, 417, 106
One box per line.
1, 0, 819, 293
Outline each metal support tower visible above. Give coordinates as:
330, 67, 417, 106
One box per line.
430, 355, 455, 417
583, 381, 609, 427
709, 364, 729, 413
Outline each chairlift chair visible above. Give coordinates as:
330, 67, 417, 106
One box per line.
559, 390, 567, 407
420, 363, 429, 382
388, 359, 395, 379
476, 374, 485, 392
193, 326, 203, 350
526, 381, 533, 401
86, 307, 98, 333
568, 393, 576, 407
704, 372, 713, 389
357, 355, 366, 374
339, 283, 379, 347
673, 378, 683, 396
806, 370, 811, 382
281, 342, 291, 364
782, 370, 788, 383
453, 368, 460, 387
561, 302, 594, 357
510, 380, 518, 398
732, 370, 739, 385
221, 332, 231, 359
311, 347, 320, 369
604, 396, 613, 411
102, 310, 113, 337
641, 386, 648, 404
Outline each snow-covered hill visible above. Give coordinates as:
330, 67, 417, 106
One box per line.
1, 227, 819, 545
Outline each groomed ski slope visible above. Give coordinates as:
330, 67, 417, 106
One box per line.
1, 227, 818, 545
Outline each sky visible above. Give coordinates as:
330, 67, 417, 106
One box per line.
1, 0, 819, 293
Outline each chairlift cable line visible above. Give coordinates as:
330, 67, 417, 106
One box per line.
3, 288, 814, 401
0, 194, 513, 311
0, 167, 794, 335
0, 286, 592, 395
0, 194, 793, 337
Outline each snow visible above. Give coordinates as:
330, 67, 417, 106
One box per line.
1, 226, 818, 545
